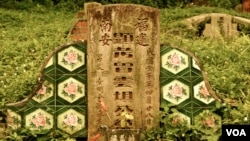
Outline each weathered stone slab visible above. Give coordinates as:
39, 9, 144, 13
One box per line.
85, 2, 160, 139
202, 14, 238, 38
183, 13, 250, 38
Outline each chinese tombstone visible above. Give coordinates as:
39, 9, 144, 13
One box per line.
202, 14, 238, 38
184, 13, 250, 38
85, 2, 160, 139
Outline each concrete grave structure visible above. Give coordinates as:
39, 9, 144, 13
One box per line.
6, 42, 88, 138
184, 13, 250, 38
4, 3, 224, 141
70, 11, 87, 41
202, 14, 238, 38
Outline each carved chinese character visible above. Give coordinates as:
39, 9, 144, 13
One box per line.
146, 81, 153, 88
100, 33, 111, 46
100, 19, 112, 32
97, 54, 102, 62
135, 18, 148, 32
136, 33, 148, 46
146, 57, 154, 64
97, 63, 104, 70
147, 48, 155, 56
91, 71, 97, 77
146, 90, 153, 95
97, 86, 103, 93
146, 73, 153, 80
146, 106, 152, 111
145, 66, 154, 71
96, 78, 103, 85
102, 71, 109, 77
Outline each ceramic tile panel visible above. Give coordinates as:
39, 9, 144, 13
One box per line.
57, 108, 86, 135
161, 49, 189, 74
57, 77, 85, 103
57, 46, 85, 72
7, 42, 87, 138
25, 108, 54, 130
162, 80, 190, 105
160, 46, 220, 126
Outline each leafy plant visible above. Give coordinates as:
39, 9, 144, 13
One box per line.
5, 127, 75, 141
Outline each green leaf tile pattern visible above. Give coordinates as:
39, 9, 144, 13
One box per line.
7, 42, 87, 137
160, 46, 220, 127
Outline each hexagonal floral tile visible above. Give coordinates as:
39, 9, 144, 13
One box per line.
194, 81, 215, 104
58, 77, 85, 103
6, 109, 21, 129
57, 108, 85, 135
32, 81, 53, 103
169, 112, 191, 126
58, 46, 85, 72
161, 49, 188, 74
194, 110, 221, 133
25, 108, 53, 130
162, 80, 190, 105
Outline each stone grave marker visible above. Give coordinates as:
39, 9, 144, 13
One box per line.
183, 13, 250, 38
202, 14, 238, 38
85, 2, 160, 140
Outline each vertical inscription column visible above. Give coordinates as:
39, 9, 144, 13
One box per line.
86, 3, 160, 138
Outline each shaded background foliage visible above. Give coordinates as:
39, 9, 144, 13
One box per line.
0, 0, 242, 10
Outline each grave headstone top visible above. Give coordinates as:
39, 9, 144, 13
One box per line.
183, 13, 247, 38
202, 14, 239, 38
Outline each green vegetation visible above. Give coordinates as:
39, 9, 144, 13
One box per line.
1, 0, 250, 140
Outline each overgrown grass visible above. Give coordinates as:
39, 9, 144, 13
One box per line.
0, 6, 76, 105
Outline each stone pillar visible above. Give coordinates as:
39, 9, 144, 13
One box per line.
85, 2, 160, 140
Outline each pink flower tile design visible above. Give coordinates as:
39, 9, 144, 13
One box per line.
31, 113, 51, 129
25, 109, 53, 130
194, 81, 215, 104
202, 116, 215, 128
6, 109, 21, 129
58, 77, 85, 103
32, 81, 53, 103
63, 81, 83, 100
57, 109, 85, 135
63, 113, 82, 131
168, 83, 188, 100
194, 110, 221, 133
58, 46, 85, 72
161, 49, 188, 74
162, 80, 190, 105
170, 112, 191, 126
166, 52, 186, 70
